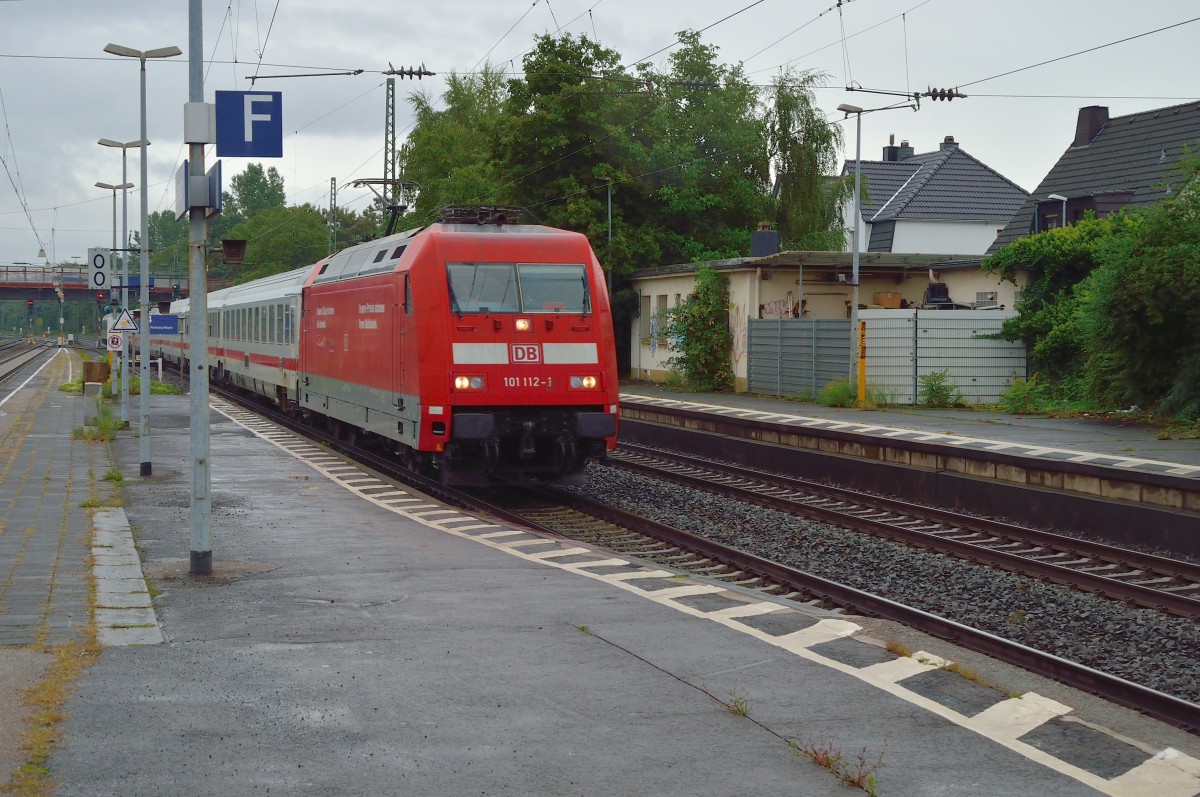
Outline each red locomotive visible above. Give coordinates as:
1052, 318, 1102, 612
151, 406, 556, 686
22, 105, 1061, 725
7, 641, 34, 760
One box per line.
153, 207, 619, 485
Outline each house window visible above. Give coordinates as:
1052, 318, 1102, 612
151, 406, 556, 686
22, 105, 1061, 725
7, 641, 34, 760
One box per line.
639, 294, 651, 339
974, 291, 998, 308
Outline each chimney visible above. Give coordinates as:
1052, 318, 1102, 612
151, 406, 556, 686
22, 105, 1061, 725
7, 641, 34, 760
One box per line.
1073, 106, 1109, 147
897, 140, 914, 160
751, 224, 779, 257
882, 133, 900, 162
940, 135, 959, 151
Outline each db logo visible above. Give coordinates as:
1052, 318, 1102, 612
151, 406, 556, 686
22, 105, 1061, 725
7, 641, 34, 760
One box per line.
510, 343, 541, 363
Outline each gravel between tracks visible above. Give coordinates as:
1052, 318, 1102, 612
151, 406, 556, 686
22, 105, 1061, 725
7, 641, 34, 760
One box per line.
569, 464, 1200, 705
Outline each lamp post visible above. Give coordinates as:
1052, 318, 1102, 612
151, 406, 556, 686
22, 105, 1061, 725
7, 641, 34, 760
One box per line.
104, 42, 181, 477
96, 180, 134, 414
1047, 193, 1068, 229
98, 139, 142, 422
836, 103, 865, 401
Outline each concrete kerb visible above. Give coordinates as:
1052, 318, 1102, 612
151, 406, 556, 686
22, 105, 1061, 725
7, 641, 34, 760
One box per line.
91, 508, 163, 647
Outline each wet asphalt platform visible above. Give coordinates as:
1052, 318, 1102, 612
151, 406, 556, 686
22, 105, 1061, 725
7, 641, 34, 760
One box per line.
2, 355, 1200, 795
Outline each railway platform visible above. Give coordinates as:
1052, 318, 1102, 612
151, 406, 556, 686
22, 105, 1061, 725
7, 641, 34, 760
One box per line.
618, 382, 1200, 473
2, 359, 1199, 794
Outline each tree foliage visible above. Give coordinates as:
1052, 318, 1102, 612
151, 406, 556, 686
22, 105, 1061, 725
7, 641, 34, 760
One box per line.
398, 30, 843, 281
983, 156, 1200, 417
1081, 162, 1200, 416
982, 212, 1132, 386
227, 204, 330, 283
766, 69, 850, 250
402, 66, 508, 219
663, 267, 733, 391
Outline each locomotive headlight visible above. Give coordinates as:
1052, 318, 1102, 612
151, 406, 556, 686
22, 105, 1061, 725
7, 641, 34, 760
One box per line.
514, 317, 532, 332
454, 375, 485, 390
569, 375, 598, 389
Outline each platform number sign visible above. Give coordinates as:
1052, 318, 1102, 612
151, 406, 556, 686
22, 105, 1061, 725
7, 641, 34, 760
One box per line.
88, 248, 111, 291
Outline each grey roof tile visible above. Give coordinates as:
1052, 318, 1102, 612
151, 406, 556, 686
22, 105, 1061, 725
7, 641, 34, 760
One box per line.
988, 101, 1200, 254
843, 146, 1029, 228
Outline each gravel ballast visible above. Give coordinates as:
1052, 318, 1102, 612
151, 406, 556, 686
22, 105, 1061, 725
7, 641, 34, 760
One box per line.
569, 464, 1200, 705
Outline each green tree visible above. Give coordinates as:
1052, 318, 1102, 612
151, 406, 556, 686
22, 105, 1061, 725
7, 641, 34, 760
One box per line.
224, 163, 287, 222
226, 204, 329, 283
143, 209, 189, 275
1081, 162, 1200, 416
402, 66, 508, 220
766, 69, 851, 250
638, 31, 770, 265
663, 267, 733, 391
982, 213, 1132, 389
497, 34, 631, 244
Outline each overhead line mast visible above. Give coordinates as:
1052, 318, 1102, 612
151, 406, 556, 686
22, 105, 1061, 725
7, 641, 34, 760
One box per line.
383, 64, 434, 207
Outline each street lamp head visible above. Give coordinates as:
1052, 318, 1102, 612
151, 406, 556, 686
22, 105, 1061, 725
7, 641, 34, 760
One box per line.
99, 138, 148, 149
103, 43, 140, 58
96, 181, 135, 191
104, 43, 182, 60
837, 103, 864, 115
1047, 193, 1067, 201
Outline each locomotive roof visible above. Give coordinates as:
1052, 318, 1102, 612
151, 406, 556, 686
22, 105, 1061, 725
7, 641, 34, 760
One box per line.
310, 222, 584, 285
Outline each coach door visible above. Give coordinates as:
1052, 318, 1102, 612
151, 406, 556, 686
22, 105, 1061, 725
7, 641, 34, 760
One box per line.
393, 274, 409, 409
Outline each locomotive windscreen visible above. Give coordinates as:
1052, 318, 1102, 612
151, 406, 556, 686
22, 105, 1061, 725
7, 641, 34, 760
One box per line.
446, 263, 589, 314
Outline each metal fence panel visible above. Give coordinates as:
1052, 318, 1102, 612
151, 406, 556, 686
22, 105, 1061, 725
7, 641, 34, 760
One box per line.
749, 310, 1025, 404
748, 319, 850, 397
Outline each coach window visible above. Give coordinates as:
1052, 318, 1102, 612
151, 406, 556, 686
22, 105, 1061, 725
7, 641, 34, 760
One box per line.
284, 305, 292, 343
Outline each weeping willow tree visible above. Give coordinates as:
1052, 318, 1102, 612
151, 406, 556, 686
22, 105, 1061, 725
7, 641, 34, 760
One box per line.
765, 69, 853, 250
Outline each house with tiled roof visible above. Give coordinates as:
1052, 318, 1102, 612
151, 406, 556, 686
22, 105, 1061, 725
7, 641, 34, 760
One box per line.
989, 102, 1200, 254
846, 135, 1030, 256
840, 135, 1029, 309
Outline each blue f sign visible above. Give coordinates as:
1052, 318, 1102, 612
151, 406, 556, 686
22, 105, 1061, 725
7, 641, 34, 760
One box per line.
215, 91, 283, 157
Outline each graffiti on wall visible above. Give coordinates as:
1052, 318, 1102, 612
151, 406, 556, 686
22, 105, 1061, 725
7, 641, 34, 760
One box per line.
760, 297, 792, 318
729, 302, 748, 369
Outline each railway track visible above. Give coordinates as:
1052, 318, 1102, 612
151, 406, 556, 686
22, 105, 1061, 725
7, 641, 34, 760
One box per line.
0, 341, 53, 385
486, 482, 1199, 735
607, 443, 1200, 620
203, 383, 1200, 733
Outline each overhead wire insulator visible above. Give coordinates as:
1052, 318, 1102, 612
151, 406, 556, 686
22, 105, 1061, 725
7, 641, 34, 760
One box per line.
925, 87, 966, 101
386, 62, 436, 80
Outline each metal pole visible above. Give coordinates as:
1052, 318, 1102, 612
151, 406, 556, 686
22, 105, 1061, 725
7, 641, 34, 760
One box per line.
851, 110, 862, 390
139, 56, 152, 476
120, 155, 130, 423
188, 0, 212, 576
110, 190, 117, 361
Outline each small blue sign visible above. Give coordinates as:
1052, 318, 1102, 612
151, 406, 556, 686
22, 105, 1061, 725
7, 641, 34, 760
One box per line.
215, 91, 283, 158
149, 314, 179, 335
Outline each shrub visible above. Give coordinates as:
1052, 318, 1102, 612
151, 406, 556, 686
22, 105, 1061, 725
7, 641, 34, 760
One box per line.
918, 370, 964, 408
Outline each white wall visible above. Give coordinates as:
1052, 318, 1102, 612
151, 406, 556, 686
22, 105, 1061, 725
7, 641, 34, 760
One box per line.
890, 220, 1003, 255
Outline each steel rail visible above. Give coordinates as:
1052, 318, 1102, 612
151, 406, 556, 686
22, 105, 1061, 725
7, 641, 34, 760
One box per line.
609, 445, 1200, 619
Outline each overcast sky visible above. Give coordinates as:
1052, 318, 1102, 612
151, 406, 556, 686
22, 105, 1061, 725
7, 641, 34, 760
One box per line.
1, 0, 1198, 266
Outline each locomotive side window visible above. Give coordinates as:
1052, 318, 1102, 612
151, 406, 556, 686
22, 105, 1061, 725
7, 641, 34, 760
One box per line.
517, 263, 589, 313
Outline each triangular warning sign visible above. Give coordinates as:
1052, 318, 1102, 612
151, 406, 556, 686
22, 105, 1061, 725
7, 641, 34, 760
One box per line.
111, 309, 139, 332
